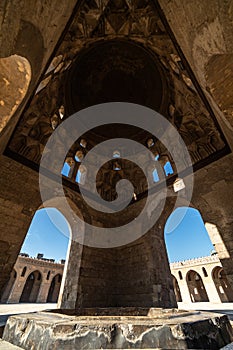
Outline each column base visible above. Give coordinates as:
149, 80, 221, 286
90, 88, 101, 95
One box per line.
3, 307, 233, 349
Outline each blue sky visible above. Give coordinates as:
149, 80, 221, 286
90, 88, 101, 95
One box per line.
21, 206, 214, 263
165, 207, 214, 262
21, 208, 70, 261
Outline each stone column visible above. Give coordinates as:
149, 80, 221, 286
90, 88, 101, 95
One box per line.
203, 277, 221, 303
58, 240, 84, 309
37, 281, 51, 303
144, 221, 177, 308
7, 276, 27, 303
178, 279, 192, 303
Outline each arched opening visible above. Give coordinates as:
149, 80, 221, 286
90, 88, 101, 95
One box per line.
172, 275, 182, 302
165, 207, 215, 262
202, 267, 208, 277
47, 274, 62, 303
152, 168, 159, 182
186, 270, 209, 302
18, 207, 70, 304
1, 269, 17, 303
0, 55, 31, 133
61, 158, 74, 178
165, 207, 215, 304
21, 208, 70, 264
46, 271, 51, 281
75, 165, 87, 185
212, 266, 233, 302
21, 266, 27, 277
164, 161, 174, 176
20, 270, 42, 303
75, 150, 84, 162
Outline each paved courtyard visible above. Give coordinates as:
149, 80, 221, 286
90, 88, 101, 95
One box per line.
0, 303, 57, 327
178, 302, 233, 322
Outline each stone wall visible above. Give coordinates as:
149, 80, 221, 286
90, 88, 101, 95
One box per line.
0, 156, 41, 298
0, 0, 79, 151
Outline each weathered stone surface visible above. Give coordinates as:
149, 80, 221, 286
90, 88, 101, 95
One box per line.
3, 308, 233, 349
0, 339, 22, 349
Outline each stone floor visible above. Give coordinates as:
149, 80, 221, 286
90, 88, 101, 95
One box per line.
0, 303, 57, 315
178, 302, 233, 322
0, 303, 57, 329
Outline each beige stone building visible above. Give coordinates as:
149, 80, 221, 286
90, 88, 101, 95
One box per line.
1, 255, 64, 304
2, 253, 232, 307
171, 255, 233, 304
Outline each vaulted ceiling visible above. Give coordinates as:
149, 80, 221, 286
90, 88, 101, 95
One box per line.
5, 0, 230, 200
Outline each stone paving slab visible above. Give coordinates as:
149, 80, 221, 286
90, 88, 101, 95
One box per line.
0, 303, 57, 316
0, 340, 22, 349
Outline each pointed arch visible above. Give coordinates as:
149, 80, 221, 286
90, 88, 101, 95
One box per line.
164, 206, 214, 262
37, 197, 85, 309
75, 165, 87, 185
0, 269, 17, 303
186, 270, 209, 302
212, 266, 233, 302
21, 266, 27, 277
47, 274, 62, 303
172, 275, 182, 302
20, 270, 42, 303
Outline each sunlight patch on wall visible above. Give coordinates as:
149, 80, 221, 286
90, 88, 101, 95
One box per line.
0, 54, 31, 132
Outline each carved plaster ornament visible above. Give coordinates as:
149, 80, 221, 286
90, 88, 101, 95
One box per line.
170, 53, 181, 63
113, 160, 121, 171
65, 157, 75, 167
80, 139, 87, 148
78, 165, 87, 185
79, 164, 86, 174
54, 62, 64, 74
159, 155, 170, 167
58, 105, 65, 119
147, 138, 154, 148
154, 151, 160, 161
113, 150, 121, 158
182, 73, 195, 91
181, 114, 205, 141
169, 104, 175, 118
75, 150, 84, 162
169, 60, 180, 74
46, 55, 63, 74
50, 114, 59, 130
